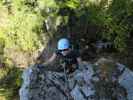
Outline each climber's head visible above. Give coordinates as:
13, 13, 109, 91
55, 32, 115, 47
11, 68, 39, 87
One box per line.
57, 38, 70, 56
58, 38, 70, 50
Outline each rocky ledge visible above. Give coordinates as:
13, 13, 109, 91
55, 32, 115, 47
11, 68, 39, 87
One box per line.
19, 58, 133, 100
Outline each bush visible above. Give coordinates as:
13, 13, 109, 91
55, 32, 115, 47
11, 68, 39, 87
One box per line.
0, 66, 22, 100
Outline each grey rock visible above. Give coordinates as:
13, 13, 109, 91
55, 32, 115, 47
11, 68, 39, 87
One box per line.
118, 63, 133, 100
19, 60, 133, 100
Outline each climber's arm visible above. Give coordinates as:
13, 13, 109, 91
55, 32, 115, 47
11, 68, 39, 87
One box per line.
42, 53, 57, 66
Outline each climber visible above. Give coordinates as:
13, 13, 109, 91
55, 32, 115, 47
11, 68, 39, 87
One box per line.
41, 38, 82, 73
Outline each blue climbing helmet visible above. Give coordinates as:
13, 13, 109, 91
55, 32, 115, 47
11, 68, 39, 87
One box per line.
57, 38, 70, 50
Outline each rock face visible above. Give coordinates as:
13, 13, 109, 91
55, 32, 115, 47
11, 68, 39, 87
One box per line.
118, 63, 133, 100
19, 63, 95, 100
19, 59, 133, 100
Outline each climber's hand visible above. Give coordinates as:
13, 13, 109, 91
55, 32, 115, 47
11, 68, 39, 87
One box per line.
35, 64, 44, 69
35, 59, 42, 64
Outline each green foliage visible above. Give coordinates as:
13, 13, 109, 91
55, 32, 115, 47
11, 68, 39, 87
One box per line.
101, 0, 131, 52
0, 0, 45, 52
0, 1, 46, 99
0, 0, 132, 54
0, 55, 22, 100
70, 0, 133, 52
7, 12, 43, 51
64, 0, 80, 9
100, 0, 132, 52
0, 67, 22, 100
